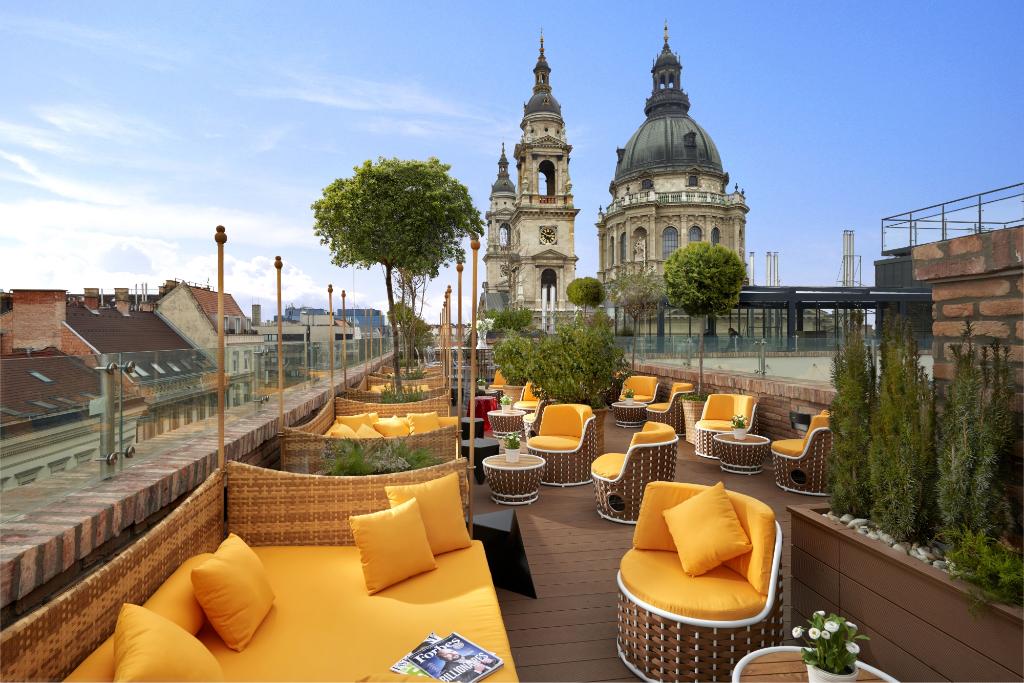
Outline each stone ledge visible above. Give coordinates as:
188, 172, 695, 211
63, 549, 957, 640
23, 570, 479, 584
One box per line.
0, 356, 392, 617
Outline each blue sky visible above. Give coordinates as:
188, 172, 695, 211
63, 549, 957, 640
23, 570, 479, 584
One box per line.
1, 1, 1021, 321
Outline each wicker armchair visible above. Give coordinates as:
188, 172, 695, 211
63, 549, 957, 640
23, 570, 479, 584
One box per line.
512, 382, 540, 412
620, 375, 659, 404
591, 422, 678, 524
644, 381, 694, 435
527, 404, 598, 486
487, 368, 507, 393
693, 394, 758, 459
617, 482, 784, 682
771, 411, 831, 496
522, 398, 551, 436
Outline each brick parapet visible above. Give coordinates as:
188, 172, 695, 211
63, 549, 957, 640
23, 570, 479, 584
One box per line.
0, 355, 392, 623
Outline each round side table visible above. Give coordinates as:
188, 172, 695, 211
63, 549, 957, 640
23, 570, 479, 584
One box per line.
612, 401, 648, 428
483, 454, 545, 505
488, 409, 526, 437
732, 646, 896, 682
713, 433, 771, 474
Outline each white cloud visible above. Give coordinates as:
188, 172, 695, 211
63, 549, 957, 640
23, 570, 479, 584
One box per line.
34, 104, 171, 142
0, 121, 70, 155
0, 150, 132, 205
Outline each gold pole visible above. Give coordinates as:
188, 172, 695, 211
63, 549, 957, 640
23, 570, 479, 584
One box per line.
364, 306, 369, 382
468, 240, 480, 529
215, 226, 226, 471
275, 256, 284, 431
341, 289, 347, 390
328, 284, 335, 394
445, 286, 452, 392
456, 263, 464, 420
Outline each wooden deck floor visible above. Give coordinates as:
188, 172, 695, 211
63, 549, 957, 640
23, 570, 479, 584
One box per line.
473, 417, 812, 682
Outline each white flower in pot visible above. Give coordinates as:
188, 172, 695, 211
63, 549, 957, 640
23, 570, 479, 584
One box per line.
796, 611, 869, 683
502, 433, 521, 463
499, 395, 512, 413
623, 388, 635, 406
475, 318, 494, 349
731, 414, 749, 440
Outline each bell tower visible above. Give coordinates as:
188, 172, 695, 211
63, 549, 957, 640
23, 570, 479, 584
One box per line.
483, 144, 517, 299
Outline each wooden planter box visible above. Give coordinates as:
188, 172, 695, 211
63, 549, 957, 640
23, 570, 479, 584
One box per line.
790, 504, 1024, 682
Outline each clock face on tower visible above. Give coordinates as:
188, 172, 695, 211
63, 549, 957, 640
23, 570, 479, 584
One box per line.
539, 225, 557, 245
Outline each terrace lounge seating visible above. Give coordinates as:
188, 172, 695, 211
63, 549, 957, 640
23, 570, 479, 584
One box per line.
644, 381, 695, 435
488, 369, 507, 393
522, 398, 551, 436
591, 422, 678, 524
620, 375, 658, 404
616, 482, 783, 682
30, 462, 519, 683
771, 410, 832, 496
693, 394, 757, 459
512, 382, 540, 412
526, 404, 597, 486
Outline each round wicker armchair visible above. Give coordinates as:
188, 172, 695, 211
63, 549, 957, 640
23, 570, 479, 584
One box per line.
526, 404, 598, 487
591, 422, 678, 524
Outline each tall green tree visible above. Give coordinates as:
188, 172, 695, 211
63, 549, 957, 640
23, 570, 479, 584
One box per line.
828, 311, 876, 518
312, 157, 483, 390
566, 277, 606, 317
663, 242, 745, 393
868, 316, 937, 542
608, 267, 664, 368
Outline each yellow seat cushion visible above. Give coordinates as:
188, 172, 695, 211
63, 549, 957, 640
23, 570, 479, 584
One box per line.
349, 498, 437, 594
772, 438, 805, 456
385, 472, 471, 556
357, 423, 384, 439
406, 412, 441, 435
695, 419, 732, 431
663, 482, 752, 576
67, 553, 215, 682
112, 604, 224, 682
374, 417, 411, 438
438, 416, 459, 428
538, 404, 585, 440
621, 376, 658, 402
191, 534, 276, 652
492, 369, 506, 387
521, 383, 539, 403
326, 423, 359, 439
620, 548, 767, 621
195, 544, 517, 682
591, 453, 626, 479
669, 382, 694, 395
513, 400, 539, 412
630, 422, 676, 447
646, 402, 670, 411
703, 394, 755, 422
338, 413, 379, 431
528, 435, 581, 451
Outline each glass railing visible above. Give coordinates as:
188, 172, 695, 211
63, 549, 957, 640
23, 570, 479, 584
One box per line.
0, 337, 392, 520
617, 334, 933, 384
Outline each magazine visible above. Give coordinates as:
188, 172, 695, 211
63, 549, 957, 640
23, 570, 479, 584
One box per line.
404, 632, 503, 683
390, 633, 441, 677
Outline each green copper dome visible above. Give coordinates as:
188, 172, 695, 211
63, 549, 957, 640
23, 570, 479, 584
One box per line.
614, 114, 723, 181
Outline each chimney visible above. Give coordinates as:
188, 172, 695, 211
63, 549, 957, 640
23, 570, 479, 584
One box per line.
251, 303, 262, 326
159, 279, 178, 297
747, 252, 755, 286
83, 287, 100, 310
114, 287, 130, 316
11, 289, 66, 351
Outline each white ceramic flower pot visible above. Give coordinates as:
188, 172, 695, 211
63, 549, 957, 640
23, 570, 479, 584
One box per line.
733, 427, 749, 440
806, 664, 858, 683
625, 397, 634, 406
504, 448, 520, 463
501, 405, 511, 413
476, 337, 489, 350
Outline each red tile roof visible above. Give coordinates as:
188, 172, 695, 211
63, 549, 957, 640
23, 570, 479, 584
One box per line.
0, 348, 100, 426
184, 285, 245, 324
65, 306, 192, 353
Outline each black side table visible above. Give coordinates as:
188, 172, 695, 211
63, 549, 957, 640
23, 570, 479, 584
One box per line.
460, 417, 484, 440
461, 437, 499, 484
472, 509, 536, 598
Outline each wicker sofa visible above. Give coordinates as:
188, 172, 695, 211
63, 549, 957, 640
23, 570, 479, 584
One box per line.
2, 461, 518, 682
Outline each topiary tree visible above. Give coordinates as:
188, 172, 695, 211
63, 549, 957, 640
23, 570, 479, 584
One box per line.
609, 267, 664, 369
663, 242, 745, 394
312, 157, 483, 391
868, 316, 937, 542
936, 322, 1013, 539
567, 277, 606, 317
828, 311, 876, 518
530, 311, 628, 408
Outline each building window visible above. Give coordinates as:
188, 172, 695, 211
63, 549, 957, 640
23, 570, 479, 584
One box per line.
640, 179, 653, 190
711, 227, 721, 245
609, 235, 615, 265
684, 132, 697, 147
687, 175, 698, 187
662, 226, 678, 258
538, 160, 556, 196
619, 233, 627, 263
499, 223, 511, 246
688, 226, 702, 243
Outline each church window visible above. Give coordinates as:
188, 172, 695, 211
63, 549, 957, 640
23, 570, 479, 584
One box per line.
610, 235, 616, 265
662, 226, 678, 258
688, 226, 702, 243
640, 179, 653, 190
499, 223, 511, 246
687, 175, 698, 187
619, 232, 627, 263
711, 226, 721, 245
538, 160, 556, 196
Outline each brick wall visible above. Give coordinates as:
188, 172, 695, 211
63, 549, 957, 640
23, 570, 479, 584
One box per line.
59, 323, 96, 357
9, 290, 65, 352
634, 361, 835, 440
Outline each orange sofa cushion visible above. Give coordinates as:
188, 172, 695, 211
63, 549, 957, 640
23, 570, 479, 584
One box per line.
373, 417, 410, 438
630, 422, 676, 448
669, 382, 694, 395
663, 482, 752, 576
338, 413, 379, 431
112, 604, 223, 682
326, 423, 359, 439
528, 435, 580, 451
621, 376, 657, 402
703, 394, 755, 422
349, 498, 437, 594
406, 412, 441, 435
385, 473, 471, 556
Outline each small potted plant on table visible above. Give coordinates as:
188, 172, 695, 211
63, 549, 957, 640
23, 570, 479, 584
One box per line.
502, 433, 521, 463
499, 395, 512, 413
792, 611, 869, 683
623, 388, 635, 406
731, 414, 749, 440
477, 377, 488, 394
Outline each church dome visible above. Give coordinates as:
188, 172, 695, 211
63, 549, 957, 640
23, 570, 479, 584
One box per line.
615, 114, 722, 181
524, 91, 561, 116
492, 176, 516, 194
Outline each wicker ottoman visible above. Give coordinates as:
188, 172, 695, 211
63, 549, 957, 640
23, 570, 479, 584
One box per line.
694, 424, 730, 459
483, 454, 545, 505
713, 433, 771, 474
488, 409, 526, 437
612, 401, 648, 428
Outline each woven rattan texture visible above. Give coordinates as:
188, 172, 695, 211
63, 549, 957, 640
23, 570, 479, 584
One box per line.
281, 422, 458, 474
0, 471, 225, 682
531, 416, 599, 486
715, 437, 771, 472
485, 460, 544, 504
334, 395, 451, 418
225, 460, 469, 546
489, 411, 525, 436
772, 429, 832, 495
617, 571, 784, 682
646, 392, 687, 435
346, 386, 449, 403
593, 441, 677, 523
681, 399, 704, 445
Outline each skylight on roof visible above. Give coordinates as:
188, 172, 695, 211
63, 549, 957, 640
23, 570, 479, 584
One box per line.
151, 363, 166, 374
166, 362, 181, 372
132, 366, 150, 377
29, 371, 54, 383
29, 400, 58, 410
0, 407, 25, 416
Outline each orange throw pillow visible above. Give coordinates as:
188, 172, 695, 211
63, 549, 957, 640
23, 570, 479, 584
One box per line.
350, 498, 437, 594
662, 482, 752, 576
